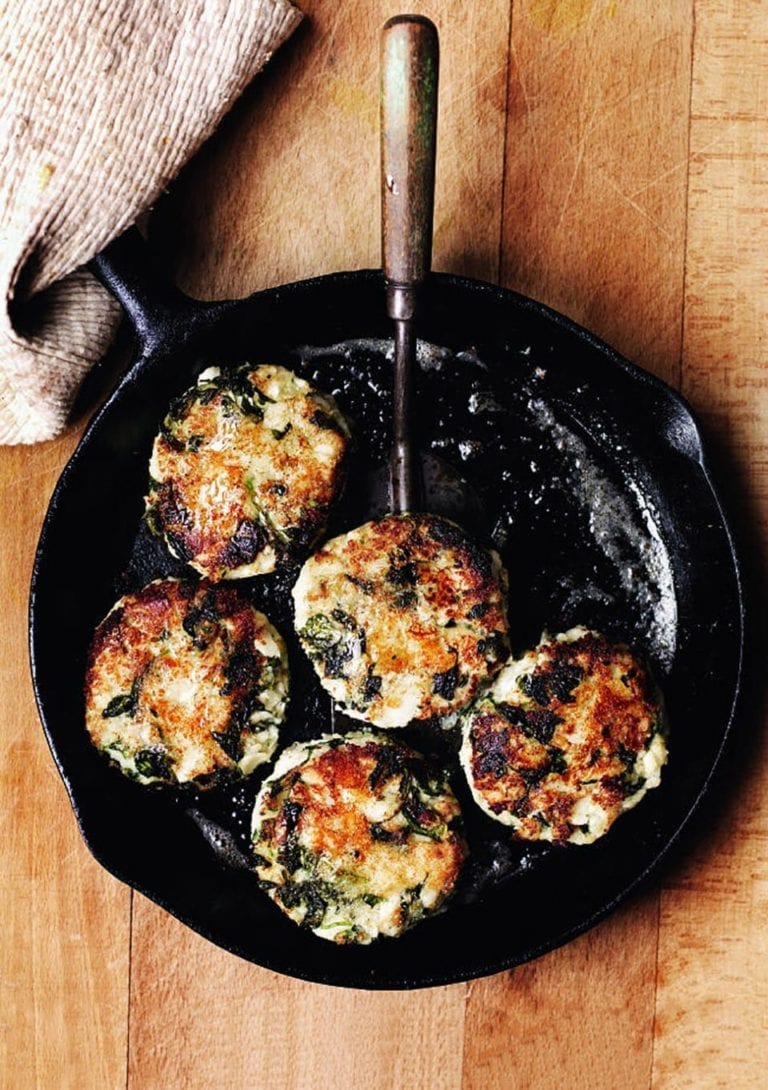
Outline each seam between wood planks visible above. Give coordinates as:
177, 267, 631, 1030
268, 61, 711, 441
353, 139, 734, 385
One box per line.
676, 0, 698, 397
125, 889, 134, 1090
495, 0, 516, 288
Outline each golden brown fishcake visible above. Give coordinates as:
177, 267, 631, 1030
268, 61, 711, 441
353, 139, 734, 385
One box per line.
459, 627, 667, 844
251, 732, 467, 943
85, 578, 289, 787
292, 513, 510, 728
146, 364, 350, 580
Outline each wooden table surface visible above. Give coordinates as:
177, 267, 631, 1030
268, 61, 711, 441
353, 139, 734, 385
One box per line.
2, 2, 767, 1087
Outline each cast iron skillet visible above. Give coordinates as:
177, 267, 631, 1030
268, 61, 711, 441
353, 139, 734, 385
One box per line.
29, 225, 743, 989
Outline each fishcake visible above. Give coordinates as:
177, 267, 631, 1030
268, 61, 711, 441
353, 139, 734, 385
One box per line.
85, 578, 289, 787
459, 627, 667, 844
251, 732, 467, 943
292, 513, 510, 728
146, 364, 350, 580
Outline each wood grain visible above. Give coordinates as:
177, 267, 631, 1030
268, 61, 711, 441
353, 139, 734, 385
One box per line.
2, 0, 767, 1087
129, 896, 466, 1090
153, 0, 511, 295
0, 437, 130, 1090
652, 2, 768, 1086
462, 3, 694, 1087
501, 0, 693, 384
463, 895, 660, 1090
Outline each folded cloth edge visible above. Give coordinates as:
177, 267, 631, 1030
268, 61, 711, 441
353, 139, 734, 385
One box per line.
0, 0, 303, 447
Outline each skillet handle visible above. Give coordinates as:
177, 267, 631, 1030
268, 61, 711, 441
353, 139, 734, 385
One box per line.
381, 14, 439, 514
89, 227, 224, 352
380, 15, 439, 301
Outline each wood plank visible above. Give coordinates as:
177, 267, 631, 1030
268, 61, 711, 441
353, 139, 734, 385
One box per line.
500, 0, 693, 384
129, 896, 465, 1090
652, 2, 768, 1083
0, 437, 131, 1090
463, 895, 660, 1090
153, 0, 511, 296
462, 2, 694, 1088
130, 3, 511, 1087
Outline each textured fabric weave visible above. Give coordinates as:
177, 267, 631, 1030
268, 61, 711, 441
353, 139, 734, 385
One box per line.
0, 0, 301, 445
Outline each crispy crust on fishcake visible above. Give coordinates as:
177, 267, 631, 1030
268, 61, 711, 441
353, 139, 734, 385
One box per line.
459, 627, 667, 844
85, 578, 289, 787
251, 732, 467, 943
292, 514, 510, 728
146, 364, 350, 580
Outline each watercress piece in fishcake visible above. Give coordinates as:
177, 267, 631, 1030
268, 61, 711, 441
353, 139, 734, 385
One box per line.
85, 578, 289, 787
459, 626, 667, 844
146, 364, 351, 580
251, 732, 467, 943
292, 513, 510, 728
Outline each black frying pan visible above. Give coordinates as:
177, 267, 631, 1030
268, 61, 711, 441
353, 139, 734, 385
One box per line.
28, 221, 744, 989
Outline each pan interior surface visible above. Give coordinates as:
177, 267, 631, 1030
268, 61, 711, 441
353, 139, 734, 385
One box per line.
30, 272, 742, 988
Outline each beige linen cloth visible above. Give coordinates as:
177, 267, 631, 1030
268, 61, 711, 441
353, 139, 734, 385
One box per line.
0, 0, 302, 445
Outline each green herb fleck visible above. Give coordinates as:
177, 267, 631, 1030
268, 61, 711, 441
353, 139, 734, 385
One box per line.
432, 662, 459, 700
299, 612, 363, 679
102, 677, 141, 719
134, 747, 172, 780
361, 669, 382, 704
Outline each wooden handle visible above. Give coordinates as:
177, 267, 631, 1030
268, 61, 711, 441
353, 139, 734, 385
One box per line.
380, 14, 439, 305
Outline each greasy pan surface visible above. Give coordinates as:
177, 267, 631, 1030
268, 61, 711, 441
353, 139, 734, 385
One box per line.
30, 254, 743, 989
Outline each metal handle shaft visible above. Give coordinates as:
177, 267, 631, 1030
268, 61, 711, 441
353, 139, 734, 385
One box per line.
380, 14, 439, 513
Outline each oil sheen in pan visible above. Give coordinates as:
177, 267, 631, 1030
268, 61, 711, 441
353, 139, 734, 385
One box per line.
122, 336, 678, 905
298, 337, 677, 666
